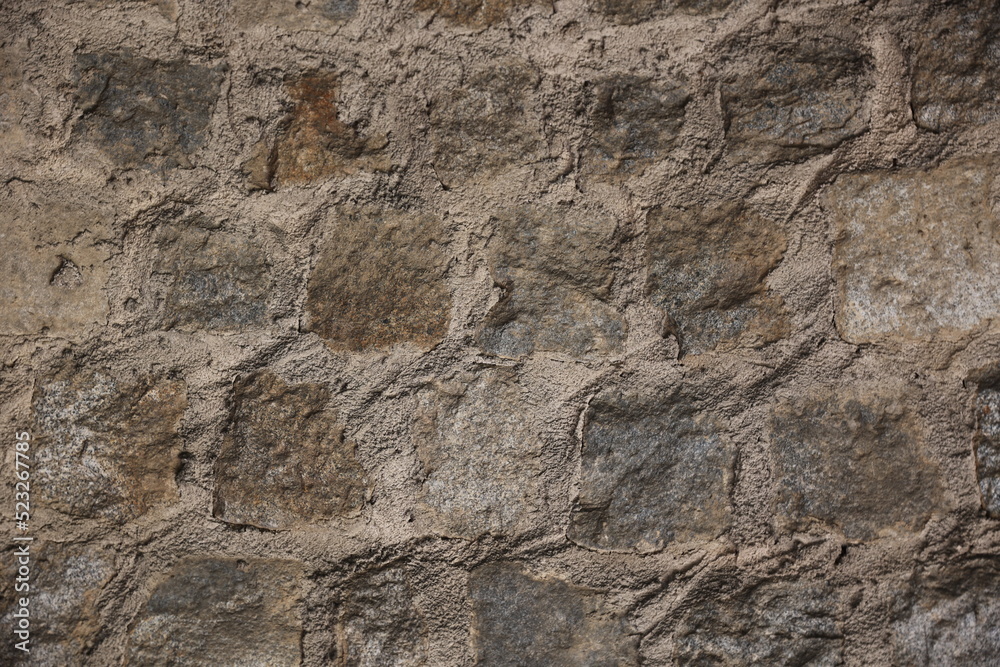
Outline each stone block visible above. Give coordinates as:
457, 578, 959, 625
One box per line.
337, 566, 427, 666
580, 75, 689, 181
428, 59, 543, 187
568, 387, 733, 553
0, 187, 112, 338
73, 51, 223, 168
771, 387, 944, 540
722, 38, 870, 162
589, 0, 732, 24
272, 73, 388, 186
469, 562, 638, 666
825, 158, 1000, 344
646, 202, 788, 356
413, 368, 541, 538
413, 0, 537, 27
675, 580, 843, 665
128, 558, 303, 666
213, 370, 368, 530
234, 0, 357, 30
32, 366, 187, 523
972, 368, 1000, 518
476, 206, 625, 358
305, 209, 451, 352
912, 2, 1000, 132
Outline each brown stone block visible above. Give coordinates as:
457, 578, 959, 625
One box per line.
212, 370, 368, 530
336, 566, 428, 666
971, 367, 1000, 518
646, 202, 788, 356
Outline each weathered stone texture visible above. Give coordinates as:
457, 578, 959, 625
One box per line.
825, 158, 1000, 344
152, 219, 272, 332
0, 188, 112, 337
477, 206, 625, 358
646, 202, 788, 356
893, 570, 1000, 666
722, 38, 870, 161
337, 566, 428, 666
580, 76, 689, 181
0, 543, 115, 666
128, 558, 303, 666
569, 387, 733, 553
771, 387, 944, 540
272, 73, 388, 185
912, 3, 1000, 132
306, 209, 450, 351
32, 367, 187, 522
73, 52, 224, 168
213, 370, 367, 530
428, 59, 543, 187
675, 580, 843, 665
413, 369, 542, 538
470, 562, 638, 666
973, 369, 1000, 518
413, 0, 537, 27
234, 0, 357, 29
590, 0, 732, 24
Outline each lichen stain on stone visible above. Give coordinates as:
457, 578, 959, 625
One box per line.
273, 73, 388, 185
646, 202, 788, 356
212, 370, 368, 530
305, 209, 451, 352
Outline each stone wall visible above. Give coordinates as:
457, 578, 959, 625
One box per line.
2, 0, 1000, 664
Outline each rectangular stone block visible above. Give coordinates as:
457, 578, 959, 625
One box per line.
825, 158, 1000, 343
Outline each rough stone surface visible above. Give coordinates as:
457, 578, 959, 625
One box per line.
580, 75, 689, 181
469, 562, 638, 666
234, 0, 358, 30
413, 0, 539, 27
150, 217, 272, 332
127, 558, 303, 666
722, 36, 871, 162
413, 368, 542, 538
0, 543, 115, 666
675, 580, 843, 665
569, 386, 733, 552
272, 73, 389, 186
336, 566, 428, 666
825, 158, 1000, 344
912, 3, 1000, 132
972, 367, 1000, 518
32, 366, 187, 523
73, 51, 224, 169
428, 58, 543, 187
0, 186, 112, 338
590, 0, 733, 24
213, 370, 367, 530
305, 209, 451, 351
892, 568, 1000, 666
477, 206, 625, 358
771, 386, 944, 540
646, 202, 788, 356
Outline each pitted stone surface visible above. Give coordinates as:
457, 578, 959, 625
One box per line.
151, 218, 272, 332
413, 368, 542, 538
477, 206, 625, 358
569, 386, 733, 553
127, 558, 303, 666
646, 202, 788, 356
892, 569, 1000, 666
912, 3, 1000, 132
273, 73, 388, 185
32, 366, 187, 523
234, 0, 357, 29
428, 59, 543, 187
825, 158, 1000, 344
0, 187, 112, 338
73, 52, 223, 169
771, 387, 944, 540
413, 0, 537, 26
305, 209, 451, 351
675, 580, 843, 665
722, 37, 871, 162
337, 566, 428, 666
590, 0, 733, 24
470, 562, 638, 666
973, 369, 1000, 518
212, 370, 367, 530
580, 75, 689, 181
0, 543, 115, 667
